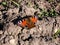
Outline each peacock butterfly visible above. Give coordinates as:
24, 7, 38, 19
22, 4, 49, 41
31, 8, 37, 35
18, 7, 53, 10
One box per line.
18, 16, 38, 29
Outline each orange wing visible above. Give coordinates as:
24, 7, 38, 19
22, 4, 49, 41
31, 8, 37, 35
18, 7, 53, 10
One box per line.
18, 19, 27, 27
18, 16, 38, 29
30, 16, 38, 23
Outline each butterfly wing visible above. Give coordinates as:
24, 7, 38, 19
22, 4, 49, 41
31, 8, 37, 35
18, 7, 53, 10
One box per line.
26, 16, 38, 29
18, 16, 38, 29
18, 19, 27, 27
30, 16, 38, 23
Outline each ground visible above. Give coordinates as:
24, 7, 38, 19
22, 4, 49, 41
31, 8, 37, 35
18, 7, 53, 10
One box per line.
0, 0, 60, 45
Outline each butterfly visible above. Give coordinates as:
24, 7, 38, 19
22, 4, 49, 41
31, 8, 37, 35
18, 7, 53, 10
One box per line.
18, 16, 38, 29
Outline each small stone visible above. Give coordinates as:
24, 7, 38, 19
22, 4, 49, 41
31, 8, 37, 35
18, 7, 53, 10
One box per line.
54, 28, 58, 34
55, 3, 60, 13
0, 5, 4, 10
9, 39, 16, 45
25, 7, 36, 15
0, 0, 2, 3
30, 28, 37, 34
0, 31, 3, 34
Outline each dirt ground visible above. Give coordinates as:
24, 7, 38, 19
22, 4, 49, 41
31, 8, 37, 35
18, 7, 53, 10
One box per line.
0, 0, 60, 45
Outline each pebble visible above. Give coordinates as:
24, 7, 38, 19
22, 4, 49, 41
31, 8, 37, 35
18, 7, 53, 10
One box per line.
9, 39, 16, 45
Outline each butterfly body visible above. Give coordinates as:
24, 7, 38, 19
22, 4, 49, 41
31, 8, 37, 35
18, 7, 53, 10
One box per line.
18, 16, 38, 29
